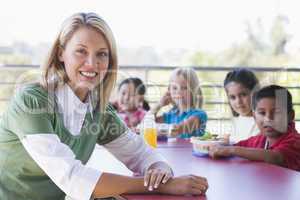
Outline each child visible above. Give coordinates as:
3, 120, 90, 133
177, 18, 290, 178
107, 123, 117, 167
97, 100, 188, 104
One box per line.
115, 78, 148, 129
151, 67, 207, 139
224, 68, 260, 142
209, 85, 300, 171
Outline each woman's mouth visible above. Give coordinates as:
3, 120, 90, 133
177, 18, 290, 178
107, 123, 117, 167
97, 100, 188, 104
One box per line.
80, 71, 98, 78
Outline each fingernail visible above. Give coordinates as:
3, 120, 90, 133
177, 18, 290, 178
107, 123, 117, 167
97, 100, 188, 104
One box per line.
149, 186, 153, 191
162, 180, 166, 184
144, 182, 147, 186
154, 184, 158, 188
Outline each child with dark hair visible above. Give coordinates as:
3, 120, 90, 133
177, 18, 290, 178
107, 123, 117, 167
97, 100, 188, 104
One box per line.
209, 85, 300, 171
224, 68, 260, 142
114, 77, 149, 129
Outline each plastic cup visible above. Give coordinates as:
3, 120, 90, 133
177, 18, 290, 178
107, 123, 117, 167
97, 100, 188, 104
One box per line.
143, 127, 157, 148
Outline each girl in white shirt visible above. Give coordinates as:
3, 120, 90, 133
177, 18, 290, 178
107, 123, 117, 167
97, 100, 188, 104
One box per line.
224, 68, 260, 142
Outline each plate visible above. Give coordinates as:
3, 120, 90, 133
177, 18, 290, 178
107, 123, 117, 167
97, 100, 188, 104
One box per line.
192, 150, 209, 157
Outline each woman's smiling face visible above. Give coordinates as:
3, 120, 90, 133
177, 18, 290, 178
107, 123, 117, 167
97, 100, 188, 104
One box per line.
59, 27, 110, 101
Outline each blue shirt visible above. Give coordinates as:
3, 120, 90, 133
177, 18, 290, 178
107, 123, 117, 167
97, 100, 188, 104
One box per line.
163, 107, 207, 139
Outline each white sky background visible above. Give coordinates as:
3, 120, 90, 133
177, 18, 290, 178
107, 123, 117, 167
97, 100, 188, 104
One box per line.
0, 0, 299, 52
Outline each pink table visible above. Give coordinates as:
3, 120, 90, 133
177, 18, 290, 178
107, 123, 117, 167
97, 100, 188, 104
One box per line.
125, 139, 300, 200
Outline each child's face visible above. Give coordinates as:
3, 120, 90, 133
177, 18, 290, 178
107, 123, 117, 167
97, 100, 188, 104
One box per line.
226, 82, 252, 116
118, 82, 137, 111
254, 97, 289, 138
169, 75, 192, 108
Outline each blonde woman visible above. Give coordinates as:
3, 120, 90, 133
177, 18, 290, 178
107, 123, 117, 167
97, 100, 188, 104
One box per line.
0, 13, 208, 200
152, 67, 207, 138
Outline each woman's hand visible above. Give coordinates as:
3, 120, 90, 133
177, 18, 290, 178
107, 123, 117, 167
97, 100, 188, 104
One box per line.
144, 161, 173, 191
159, 175, 208, 195
209, 145, 234, 159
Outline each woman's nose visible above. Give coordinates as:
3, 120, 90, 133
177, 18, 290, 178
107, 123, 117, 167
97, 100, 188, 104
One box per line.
85, 55, 98, 67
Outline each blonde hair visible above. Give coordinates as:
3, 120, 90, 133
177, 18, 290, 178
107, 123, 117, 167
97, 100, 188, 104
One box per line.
169, 67, 203, 109
41, 12, 118, 113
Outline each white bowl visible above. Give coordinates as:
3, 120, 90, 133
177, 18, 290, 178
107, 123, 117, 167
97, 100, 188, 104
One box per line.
190, 137, 225, 154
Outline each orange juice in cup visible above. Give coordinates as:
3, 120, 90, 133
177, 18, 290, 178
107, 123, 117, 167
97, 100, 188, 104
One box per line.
144, 127, 157, 148
142, 113, 157, 148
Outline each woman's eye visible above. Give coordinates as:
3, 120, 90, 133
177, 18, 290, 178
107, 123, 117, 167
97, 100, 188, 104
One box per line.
76, 49, 87, 55
97, 52, 109, 59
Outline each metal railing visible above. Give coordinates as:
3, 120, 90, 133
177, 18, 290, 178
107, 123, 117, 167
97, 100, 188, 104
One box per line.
1, 65, 300, 121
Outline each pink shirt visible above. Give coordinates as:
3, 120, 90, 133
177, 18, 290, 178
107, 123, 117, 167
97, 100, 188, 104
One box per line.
235, 122, 300, 171
118, 108, 146, 128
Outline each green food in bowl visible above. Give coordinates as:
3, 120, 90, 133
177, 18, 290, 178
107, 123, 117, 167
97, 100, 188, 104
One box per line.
197, 131, 218, 141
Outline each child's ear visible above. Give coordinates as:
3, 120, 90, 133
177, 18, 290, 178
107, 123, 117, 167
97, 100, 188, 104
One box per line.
288, 110, 295, 122
252, 109, 257, 120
